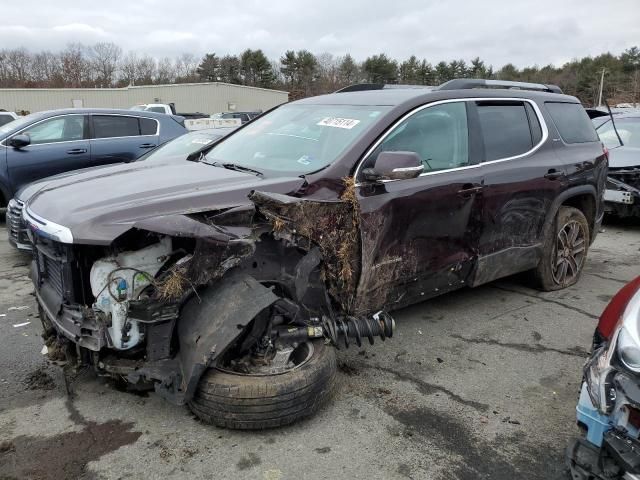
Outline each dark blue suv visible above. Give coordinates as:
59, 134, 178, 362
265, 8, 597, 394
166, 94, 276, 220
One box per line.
0, 108, 186, 206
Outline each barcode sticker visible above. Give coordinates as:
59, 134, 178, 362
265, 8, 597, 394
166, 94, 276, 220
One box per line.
317, 117, 361, 129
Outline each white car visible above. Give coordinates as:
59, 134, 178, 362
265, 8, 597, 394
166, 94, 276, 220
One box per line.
0, 111, 19, 127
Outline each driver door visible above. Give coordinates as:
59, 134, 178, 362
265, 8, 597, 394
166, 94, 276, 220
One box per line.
354, 101, 484, 313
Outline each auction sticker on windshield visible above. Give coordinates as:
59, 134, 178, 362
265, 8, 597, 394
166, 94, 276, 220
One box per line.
317, 117, 361, 129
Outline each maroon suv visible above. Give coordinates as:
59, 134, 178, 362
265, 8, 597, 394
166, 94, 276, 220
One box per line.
24, 79, 607, 429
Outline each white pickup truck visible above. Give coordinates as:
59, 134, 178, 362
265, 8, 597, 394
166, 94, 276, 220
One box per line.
0, 111, 19, 127
131, 103, 241, 130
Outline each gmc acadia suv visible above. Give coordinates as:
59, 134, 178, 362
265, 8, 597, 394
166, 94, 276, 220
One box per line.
23, 79, 607, 429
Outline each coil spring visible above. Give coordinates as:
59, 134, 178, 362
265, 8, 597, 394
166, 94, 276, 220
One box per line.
322, 311, 395, 349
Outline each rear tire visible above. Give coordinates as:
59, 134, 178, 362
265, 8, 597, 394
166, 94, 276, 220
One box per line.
188, 339, 337, 430
534, 206, 590, 291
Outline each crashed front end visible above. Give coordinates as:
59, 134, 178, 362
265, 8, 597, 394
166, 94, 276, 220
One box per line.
605, 167, 640, 218
567, 278, 640, 479
26, 190, 395, 408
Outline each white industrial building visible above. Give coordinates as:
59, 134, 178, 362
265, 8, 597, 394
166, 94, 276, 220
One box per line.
0, 82, 288, 114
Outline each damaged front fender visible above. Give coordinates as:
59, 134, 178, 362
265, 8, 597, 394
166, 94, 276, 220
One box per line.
158, 271, 279, 404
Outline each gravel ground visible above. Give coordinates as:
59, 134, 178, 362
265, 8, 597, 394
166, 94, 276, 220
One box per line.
0, 217, 638, 480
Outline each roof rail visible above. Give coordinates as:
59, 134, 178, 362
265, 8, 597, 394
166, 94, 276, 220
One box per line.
437, 78, 563, 94
335, 83, 433, 93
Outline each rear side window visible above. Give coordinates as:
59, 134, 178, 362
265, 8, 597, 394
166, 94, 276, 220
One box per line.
139, 118, 158, 135
93, 115, 140, 139
545, 102, 599, 144
476, 101, 533, 161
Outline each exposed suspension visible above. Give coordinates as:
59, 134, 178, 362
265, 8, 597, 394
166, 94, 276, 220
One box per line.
272, 311, 395, 349
322, 311, 395, 348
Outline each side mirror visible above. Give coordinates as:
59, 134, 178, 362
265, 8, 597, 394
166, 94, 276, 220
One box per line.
362, 151, 424, 182
9, 134, 30, 149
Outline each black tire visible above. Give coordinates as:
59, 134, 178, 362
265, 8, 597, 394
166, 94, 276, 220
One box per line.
188, 340, 337, 430
534, 206, 590, 291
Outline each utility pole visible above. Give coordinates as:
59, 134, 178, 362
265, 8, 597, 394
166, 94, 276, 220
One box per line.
597, 68, 606, 107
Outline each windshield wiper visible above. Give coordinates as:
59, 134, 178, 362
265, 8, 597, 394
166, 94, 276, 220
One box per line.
206, 161, 263, 177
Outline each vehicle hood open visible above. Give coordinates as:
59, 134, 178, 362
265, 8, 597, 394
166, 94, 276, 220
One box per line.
25, 161, 306, 245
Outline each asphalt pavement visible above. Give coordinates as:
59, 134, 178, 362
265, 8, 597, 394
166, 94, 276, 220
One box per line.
0, 218, 638, 480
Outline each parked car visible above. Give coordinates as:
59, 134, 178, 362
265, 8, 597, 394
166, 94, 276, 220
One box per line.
7, 127, 235, 250
567, 276, 640, 479
24, 79, 606, 429
131, 103, 208, 120
0, 110, 19, 127
593, 112, 640, 217
220, 111, 262, 123
0, 108, 186, 212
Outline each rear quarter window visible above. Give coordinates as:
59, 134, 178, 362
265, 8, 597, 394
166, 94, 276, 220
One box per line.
140, 118, 158, 135
545, 102, 599, 144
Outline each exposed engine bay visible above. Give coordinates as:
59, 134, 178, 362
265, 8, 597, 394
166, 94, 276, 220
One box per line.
33, 190, 395, 408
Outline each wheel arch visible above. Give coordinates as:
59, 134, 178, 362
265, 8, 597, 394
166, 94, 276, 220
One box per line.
546, 185, 598, 241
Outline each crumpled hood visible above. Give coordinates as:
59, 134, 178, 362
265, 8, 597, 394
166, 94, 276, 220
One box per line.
608, 146, 640, 169
26, 161, 305, 245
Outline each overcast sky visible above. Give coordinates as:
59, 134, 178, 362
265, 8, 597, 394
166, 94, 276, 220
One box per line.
0, 0, 637, 68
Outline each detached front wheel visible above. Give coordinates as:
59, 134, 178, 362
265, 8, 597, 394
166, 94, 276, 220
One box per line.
188, 339, 337, 430
535, 206, 590, 291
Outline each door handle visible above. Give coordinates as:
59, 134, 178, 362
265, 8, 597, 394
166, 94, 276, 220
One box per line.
66, 148, 87, 154
457, 184, 484, 197
139, 143, 155, 149
544, 169, 563, 180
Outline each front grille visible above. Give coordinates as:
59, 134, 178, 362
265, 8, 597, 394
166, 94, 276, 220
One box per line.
41, 253, 64, 298
32, 236, 95, 305
6, 199, 25, 245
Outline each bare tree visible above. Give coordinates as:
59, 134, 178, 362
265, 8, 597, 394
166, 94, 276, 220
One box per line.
60, 43, 91, 87
31, 51, 63, 87
6, 48, 32, 86
175, 53, 198, 82
90, 42, 122, 87
155, 57, 176, 84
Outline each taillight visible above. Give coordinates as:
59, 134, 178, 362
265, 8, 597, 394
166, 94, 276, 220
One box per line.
598, 276, 640, 340
603, 143, 609, 161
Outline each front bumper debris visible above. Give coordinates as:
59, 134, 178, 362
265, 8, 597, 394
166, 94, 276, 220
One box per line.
605, 172, 640, 217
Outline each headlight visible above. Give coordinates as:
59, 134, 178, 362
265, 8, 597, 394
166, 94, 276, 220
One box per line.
584, 345, 616, 413
617, 327, 640, 372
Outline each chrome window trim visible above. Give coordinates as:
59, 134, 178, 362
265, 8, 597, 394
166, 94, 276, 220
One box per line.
0, 113, 160, 148
354, 97, 549, 185
23, 206, 74, 244
90, 113, 160, 138
0, 113, 87, 148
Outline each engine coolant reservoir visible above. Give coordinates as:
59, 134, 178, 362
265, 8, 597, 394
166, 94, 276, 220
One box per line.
89, 237, 172, 350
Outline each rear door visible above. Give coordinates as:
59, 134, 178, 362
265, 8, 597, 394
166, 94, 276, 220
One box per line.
89, 114, 159, 164
472, 99, 565, 286
5, 114, 91, 194
355, 100, 484, 312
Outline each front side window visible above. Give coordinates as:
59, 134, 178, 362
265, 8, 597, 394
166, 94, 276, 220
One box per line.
597, 118, 640, 149
364, 102, 469, 172
205, 104, 390, 175
477, 101, 534, 161
93, 115, 140, 139
22, 115, 85, 145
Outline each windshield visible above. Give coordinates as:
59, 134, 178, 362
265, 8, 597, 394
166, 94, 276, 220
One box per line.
204, 104, 389, 175
138, 130, 228, 161
598, 118, 640, 149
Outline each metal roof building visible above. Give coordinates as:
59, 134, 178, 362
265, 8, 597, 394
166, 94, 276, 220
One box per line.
0, 82, 288, 114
